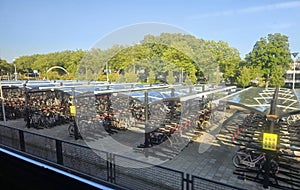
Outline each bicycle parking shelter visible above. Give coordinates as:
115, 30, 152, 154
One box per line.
3, 81, 299, 189
230, 87, 300, 189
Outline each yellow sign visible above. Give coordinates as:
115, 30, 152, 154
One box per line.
262, 133, 278, 151
70, 106, 76, 116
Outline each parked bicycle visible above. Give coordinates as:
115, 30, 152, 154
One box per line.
232, 147, 279, 175
68, 118, 83, 139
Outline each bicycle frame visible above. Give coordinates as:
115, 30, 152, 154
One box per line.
237, 150, 265, 168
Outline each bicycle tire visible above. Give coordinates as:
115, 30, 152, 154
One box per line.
232, 153, 248, 169
68, 124, 74, 137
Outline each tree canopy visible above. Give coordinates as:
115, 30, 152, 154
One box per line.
244, 33, 292, 87
4, 32, 293, 86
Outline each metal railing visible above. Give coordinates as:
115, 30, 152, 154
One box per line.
0, 124, 244, 190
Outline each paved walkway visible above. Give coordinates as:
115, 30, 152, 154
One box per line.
0, 110, 280, 190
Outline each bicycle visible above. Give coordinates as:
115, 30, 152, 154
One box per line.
286, 114, 300, 125
68, 119, 83, 139
232, 147, 279, 175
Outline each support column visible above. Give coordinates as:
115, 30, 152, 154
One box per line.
72, 87, 80, 140
144, 91, 149, 121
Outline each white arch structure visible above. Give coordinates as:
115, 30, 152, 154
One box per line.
46, 66, 69, 80
46, 66, 69, 75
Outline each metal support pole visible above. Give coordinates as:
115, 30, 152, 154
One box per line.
263, 152, 271, 189
24, 84, 30, 128
171, 88, 175, 97
56, 139, 63, 165
263, 87, 279, 189
19, 130, 25, 151
189, 86, 192, 94
14, 64, 18, 81
106, 62, 109, 82
72, 87, 80, 140
292, 52, 299, 90
144, 91, 149, 121
293, 60, 296, 90
0, 82, 6, 125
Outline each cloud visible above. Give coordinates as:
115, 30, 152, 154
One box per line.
238, 1, 300, 14
189, 1, 300, 19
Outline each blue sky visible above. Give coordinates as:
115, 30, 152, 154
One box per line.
0, 0, 299, 62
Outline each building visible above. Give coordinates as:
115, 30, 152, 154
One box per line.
285, 62, 300, 88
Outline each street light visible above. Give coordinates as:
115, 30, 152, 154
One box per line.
14, 64, 17, 81
12, 58, 17, 81
106, 62, 109, 82
0, 81, 6, 125
292, 52, 299, 90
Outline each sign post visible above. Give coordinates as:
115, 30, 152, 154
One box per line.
262, 133, 278, 151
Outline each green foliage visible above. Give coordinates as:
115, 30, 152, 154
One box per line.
270, 65, 285, 87
46, 71, 60, 80
147, 70, 156, 84
10, 33, 246, 83
245, 33, 292, 87
108, 72, 119, 82
0, 58, 13, 75
166, 70, 175, 85
237, 67, 251, 88
207, 40, 241, 83
15, 50, 86, 80
124, 69, 138, 83
142, 34, 240, 83
108, 43, 197, 83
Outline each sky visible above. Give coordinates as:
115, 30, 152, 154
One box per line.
0, 0, 300, 62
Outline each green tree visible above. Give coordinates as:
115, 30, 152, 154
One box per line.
237, 67, 251, 88
124, 67, 138, 83
108, 43, 197, 83
148, 70, 156, 84
166, 70, 175, 84
245, 33, 292, 87
10, 33, 244, 83
270, 65, 285, 87
207, 40, 241, 84
0, 58, 13, 76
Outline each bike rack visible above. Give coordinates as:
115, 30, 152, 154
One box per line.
231, 87, 300, 189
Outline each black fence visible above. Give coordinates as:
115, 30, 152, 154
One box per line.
0, 124, 244, 190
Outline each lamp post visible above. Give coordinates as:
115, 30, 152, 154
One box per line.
292, 52, 299, 90
12, 59, 17, 81
0, 81, 6, 125
106, 62, 109, 82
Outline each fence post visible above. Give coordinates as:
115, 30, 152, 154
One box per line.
18, 130, 25, 151
107, 153, 114, 183
183, 173, 193, 190
24, 84, 30, 128
55, 140, 63, 165
112, 153, 116, 183
144, 91, 149, 121
171, 88, 175, 97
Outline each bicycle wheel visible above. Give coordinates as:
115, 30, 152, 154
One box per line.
232, 153, 248, 168
68, 124, 74, 137
202, 121, 210, 129
287, 115, 296, 125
